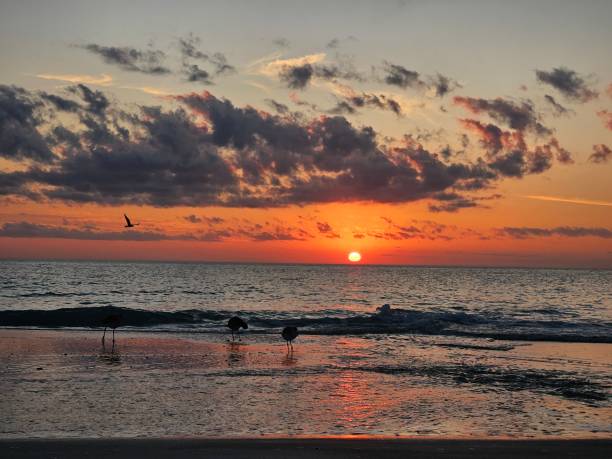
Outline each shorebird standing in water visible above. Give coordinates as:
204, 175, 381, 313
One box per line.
123, 214, 139, 228
281, 326, 299, 351
101, 314, 122, 349
227, 316, 248, 341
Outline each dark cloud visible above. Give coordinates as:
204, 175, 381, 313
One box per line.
0, 219, 313, 243
178, 35, 236, 81
80, 44, 171, 75
428, 194, 478, 213
325, 36, 357, 49
535, 67, 598, 103
0, 85, 54, 162
208, 53, 235, 76
459, 119, 572, 175
381, 63, 457, 97
330, 91, 403, 116
184, 214, 202, 223
428, 73, 461, 97
183, 64, 213, 84
589, 144, 611, 164
184, 215, 225, 225
0, 86, 574, 210
498, 226, 612, 239
316, 221, 340, 238
382, 62, 423, 89
67, 84, 110, 117
597, 110, 612, 131
265, 99, 289, 114
0, 221, 194, 241
279, 62, 363, 89
178, 34, 209, 61
544, 94, 571, 117
371, 217, 457, 241
40, 93, 80, 113
454, 96, 551, 135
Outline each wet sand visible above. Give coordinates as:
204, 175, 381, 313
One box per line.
2, 438, 611, 458
1, 329, 611, 440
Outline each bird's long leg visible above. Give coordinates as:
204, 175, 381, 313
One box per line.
238, 330, 241, 342
231, 330, 234, 342
102, 327, 107, 345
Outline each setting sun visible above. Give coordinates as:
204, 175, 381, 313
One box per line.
348, 251, 362, 262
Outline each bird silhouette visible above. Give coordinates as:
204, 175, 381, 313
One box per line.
281, 326, 299, 351
227, 316, 248, 341
101, 314, 122, 349
124, 214, 139, 228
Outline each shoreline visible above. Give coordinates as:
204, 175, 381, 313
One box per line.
2, 329, 610, 440
2, 438, 611, 458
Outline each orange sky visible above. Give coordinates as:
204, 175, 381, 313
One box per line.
0, 1, 611, 268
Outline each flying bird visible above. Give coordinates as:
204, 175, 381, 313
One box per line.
281, 326, 299, 351
227, 316, 248, 341
101, 314, 122, 348
124, 214, 139, 228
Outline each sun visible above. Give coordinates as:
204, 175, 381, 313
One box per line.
348, 251, 362, 263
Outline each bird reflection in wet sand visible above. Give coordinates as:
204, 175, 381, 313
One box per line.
226, 341, 246, 367
99, 344, 121, 365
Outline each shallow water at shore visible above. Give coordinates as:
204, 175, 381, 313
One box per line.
1, 329, 610, 439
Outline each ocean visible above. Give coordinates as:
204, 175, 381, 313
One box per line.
1, 261, 611, 438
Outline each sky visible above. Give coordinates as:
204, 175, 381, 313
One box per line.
0, 0, 611, 267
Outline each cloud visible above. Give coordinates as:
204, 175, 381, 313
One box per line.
597, 110, 612, 131
177, 34, 236, 81
278, 62, 363, 89
265, 99, 289, 114
66, 84, 110, 117
369, 217, 470, 241
272, 38, 290, 48
0, 221, 194, 241
0, 85, 54, 162
0, 86, 574, 210
183, 64, 213, 84
382, 62, 423, 89
36, 73, 113, 86
454, 96, 551, 135
0, 219, 312, 243
522, 195, 612, 207
316, 221, 340, 238
459, 118, 572, 175
544, 94, 571, 117
184, 214, 202, 223
329, 90, 403, 116
380, 62, 459, 97
535, 67, 598, 103
498, 226, 612, 239
427, 73, 461, 97
80, 44, 171, 75
589, 144, 611, 164
258, 53, 326, 77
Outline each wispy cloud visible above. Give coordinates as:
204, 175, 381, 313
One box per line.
523, 195, 612, 207
36, 73, 113, 86
255, 52, 326, 77
120, 86, 173, 96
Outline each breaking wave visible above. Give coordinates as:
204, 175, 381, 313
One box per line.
1, 304, 610, 343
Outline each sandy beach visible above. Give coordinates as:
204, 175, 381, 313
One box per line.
2, 438, 612, 458
2, 328, 610, 441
